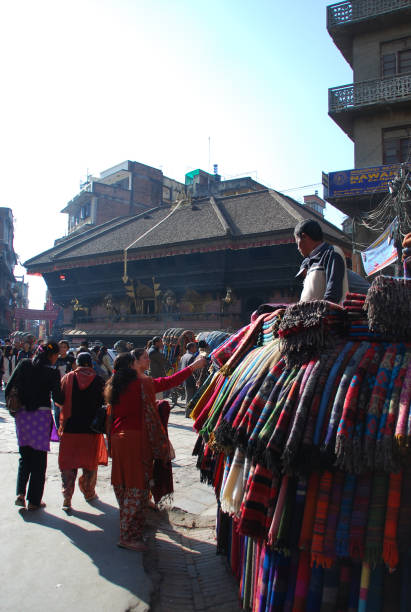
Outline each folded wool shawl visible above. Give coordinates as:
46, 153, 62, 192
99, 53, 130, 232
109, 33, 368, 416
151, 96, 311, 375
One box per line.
282, 359, 321, 472
364, 344, 398, 469
394, 354, 411, 445
335, 343, 379, 472
267, 474, 289, 547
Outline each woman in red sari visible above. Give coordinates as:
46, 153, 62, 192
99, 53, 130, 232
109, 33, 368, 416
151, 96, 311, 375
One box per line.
105, 349, 206, 552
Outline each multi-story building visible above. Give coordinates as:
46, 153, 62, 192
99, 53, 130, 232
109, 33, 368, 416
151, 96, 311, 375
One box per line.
0, 208, 17, 337
61, 160, 186, 238
324, 0, 411, 256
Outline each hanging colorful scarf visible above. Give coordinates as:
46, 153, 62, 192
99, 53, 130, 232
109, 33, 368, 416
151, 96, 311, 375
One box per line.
275, 477, 298, 554
382, 470, 402, 571
265, 365, 307, 464
256, 368, 299, 462
282, 359, 321, 472
255, 544, 271, 612
335, 473, 357, 558
364, 472, 389, 568
235, 355, 284, 451
299, 470, 321, 551
310, 470, 333, 568
382, 350, 410, 470
247, 367, 290, 460
313, 342, 356, 447
322, 470, 345, 566
395, 355, 411, 446
302, 348, 340, 452
358, 562, 371, 612
364, 344, 398, 469
352, 344, 385, 473
220, 448, 245, 515
335, 343, 379, 471
214, 379, 255, 449
193, 373, 225, 432
288, 475, 308, 550
375, 344, 405, 469
349, 472, 372, 561
292, 551, 311, 612
267, 475, 289, 547
219, 313, 270, 376
238, 464, 278, 539
322, 342, 370, 454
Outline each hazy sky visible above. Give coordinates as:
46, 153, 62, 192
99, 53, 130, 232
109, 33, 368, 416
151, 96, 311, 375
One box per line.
0, 0, 354, 307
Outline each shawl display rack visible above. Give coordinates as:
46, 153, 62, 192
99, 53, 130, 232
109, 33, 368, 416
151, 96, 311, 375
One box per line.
189, 277, 411, 612
162, 328, 196, 372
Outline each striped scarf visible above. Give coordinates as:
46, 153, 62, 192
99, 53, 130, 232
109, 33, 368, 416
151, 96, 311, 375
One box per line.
265, 365, 307, 467
310, 470, 333, 568
335, 473, 357, 558
382, 471, 402, 571
335, 343, 379, 471
375, 344, 405, 469
364, 344, 397, 469
322, 342, 370, 454
298, 470, 321, 551
322, 470, 344, 566
238, 464, 278, 539
282, 359, 321, 472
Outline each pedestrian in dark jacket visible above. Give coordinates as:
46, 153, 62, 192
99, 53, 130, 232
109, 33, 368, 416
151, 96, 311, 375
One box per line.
6, 342, 63, 510
148, 337, 170, 378
179, 343, 198, 412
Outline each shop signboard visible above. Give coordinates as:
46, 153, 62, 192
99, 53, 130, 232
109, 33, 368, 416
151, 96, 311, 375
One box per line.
360, 219, 398, 276
326, 164, 411, 198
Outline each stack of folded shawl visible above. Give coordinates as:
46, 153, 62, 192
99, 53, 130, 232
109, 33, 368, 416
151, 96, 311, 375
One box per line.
342, 292, 373, 341
190, 278, 411, 612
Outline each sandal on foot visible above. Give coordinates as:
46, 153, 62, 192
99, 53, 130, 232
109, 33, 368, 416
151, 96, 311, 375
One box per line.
85, 494, 98, 503
117, 540, 147, 552
62, 499, 71, 511
15, 495, 25, 507
27, 502, 46, 511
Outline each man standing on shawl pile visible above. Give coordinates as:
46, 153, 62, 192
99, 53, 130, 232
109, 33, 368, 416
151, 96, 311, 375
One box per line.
294, 219, 348, 305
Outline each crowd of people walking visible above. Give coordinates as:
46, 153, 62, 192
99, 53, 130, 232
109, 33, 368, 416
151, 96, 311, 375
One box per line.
3, 334, 206, 551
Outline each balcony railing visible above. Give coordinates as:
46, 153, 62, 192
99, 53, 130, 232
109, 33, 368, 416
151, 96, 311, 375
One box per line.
329, 74, 411, 112
74, 311, 239, 324
327, 0, 411, 27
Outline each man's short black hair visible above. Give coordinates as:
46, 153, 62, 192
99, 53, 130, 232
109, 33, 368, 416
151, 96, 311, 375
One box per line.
198, 340, 209, 349
294, 219, 323, 242
152, 336, 162, 344
186, 342, 197, 352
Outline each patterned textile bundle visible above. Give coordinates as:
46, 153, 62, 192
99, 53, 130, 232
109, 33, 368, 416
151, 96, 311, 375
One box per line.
364, 275, 411, 341
188, 286, 411, 611
278, 300, 345, 367
343, 292, 377, 342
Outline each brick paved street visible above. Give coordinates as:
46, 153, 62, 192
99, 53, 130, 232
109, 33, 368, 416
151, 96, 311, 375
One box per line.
1, 394, 240, 611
